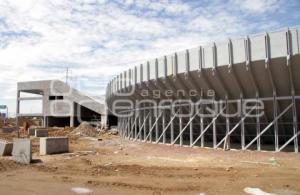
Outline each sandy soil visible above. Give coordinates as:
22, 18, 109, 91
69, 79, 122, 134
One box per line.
0, 129, 300, 195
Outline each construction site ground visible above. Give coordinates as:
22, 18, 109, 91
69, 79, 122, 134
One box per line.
0, 128, 300, 195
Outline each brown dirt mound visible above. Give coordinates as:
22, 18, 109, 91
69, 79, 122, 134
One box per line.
73, 122, 98, 137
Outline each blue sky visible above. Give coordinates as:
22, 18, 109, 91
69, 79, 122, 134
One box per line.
0, 0, 299, 116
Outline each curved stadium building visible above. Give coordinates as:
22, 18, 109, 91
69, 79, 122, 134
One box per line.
106, 27, 300, 152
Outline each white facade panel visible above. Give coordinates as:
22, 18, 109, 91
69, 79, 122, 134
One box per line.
137, 65, 142, 84
128, 69, 132, 86
297, 28, 300, 54
250, 35, 266, 61
189, 47, 200, 71
232, 38, 246, 64
142, 63, 148, 82
157, 56, 166, 78
133, 67, 137, 84
269, 31, 287, 58
203, 45, 214, 68
116, 76, 120, 91
120, 73, 123, 89
177, 51, 186, 74
111, 79, 114, 94
149, 59, 157, 80
123, 71, 128, 88
290, 28, 300, 55
166, 54, 174, 75
216, 41, 229, 66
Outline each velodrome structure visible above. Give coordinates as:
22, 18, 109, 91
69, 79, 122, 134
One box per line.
106, 27, 300, 152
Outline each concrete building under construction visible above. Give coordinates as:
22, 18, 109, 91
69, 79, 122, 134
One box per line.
16, 80, 105, 127
106, 27, 300, 152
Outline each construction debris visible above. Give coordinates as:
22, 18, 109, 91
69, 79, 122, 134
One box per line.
72, 122, 98, 137
110, 128, 118, 135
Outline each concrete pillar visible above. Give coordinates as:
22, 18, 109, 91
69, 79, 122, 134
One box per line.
43, 116, 46, 128
70, 102, 74, 127
15, 90, 20, 128
70, 116, 74, 127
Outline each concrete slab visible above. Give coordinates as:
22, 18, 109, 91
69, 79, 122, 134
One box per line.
12, 139, 32, 164
0, 139, 13, 156
28, 127, 36, 136
35, 129, 48, 137
1, 127, 17, 133
28, 127, 46, 136
40, 137, 69, 155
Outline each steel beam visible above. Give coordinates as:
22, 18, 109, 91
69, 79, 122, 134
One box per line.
144, 111, 163, 141
245, 103, 293, 150
134, 112, 150, 141
216, 106, 256, 148
192, 106, 226, 147
156, 110, 179, 144
172, 109, 200, 145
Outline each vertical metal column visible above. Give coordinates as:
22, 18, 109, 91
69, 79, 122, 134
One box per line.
149, 108, 152, 142
189, 115, 193, 146
123, 117, 127, 138
143, 107, 146, 141
130, 111, 134, 139
128, 113, 131, 139
292, 95, 298, 152
225, 99, 230, 150
119, 118, 122, 137
256, 96, 261, 151
225, 116, 230, 150
123, 117, 126, 138
241, 97, 245, 150
120, 118, 124, 138
273, 95, 279, 151
213, 118, 216, 149
117, 119, 120, 135
162, 109, 166, 144
179, 107, 183, 146
170, 109, 174, 143
139, 109, 142, 141
200, 117, 204, 147
155, 107, 159, 142
135, 109, 138, 139
123, 115, 126, 138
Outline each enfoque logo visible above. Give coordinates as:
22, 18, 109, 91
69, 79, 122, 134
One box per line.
109, 98, 265, 118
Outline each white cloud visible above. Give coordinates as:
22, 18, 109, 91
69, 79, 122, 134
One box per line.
233, 0, 282, 13
0, 0, 298, 115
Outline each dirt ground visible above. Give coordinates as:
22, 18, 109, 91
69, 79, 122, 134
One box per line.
0, 128, 300, 195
